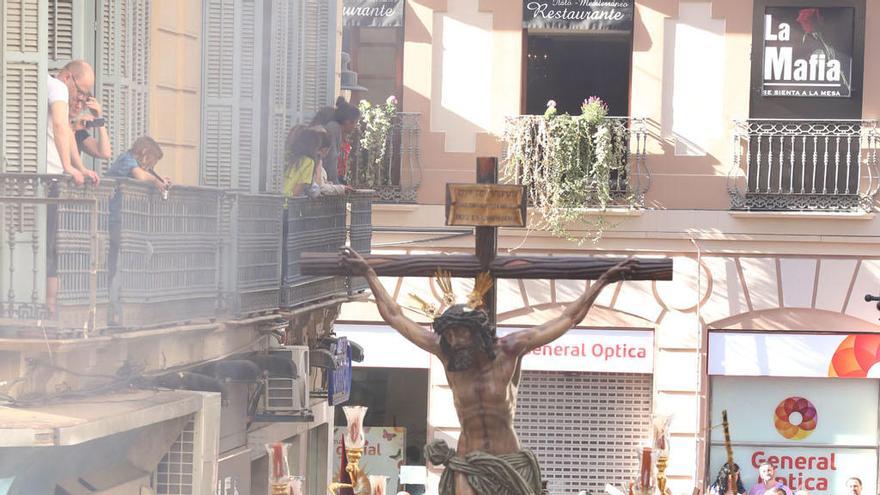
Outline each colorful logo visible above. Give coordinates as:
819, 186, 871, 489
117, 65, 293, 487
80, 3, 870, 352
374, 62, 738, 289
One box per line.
774, 396, 818, 440
828, 334, 880, 378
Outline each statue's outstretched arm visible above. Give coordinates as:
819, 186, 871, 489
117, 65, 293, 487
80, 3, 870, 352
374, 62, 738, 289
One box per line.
500, 258, 637, 355
340, 248, 442, 355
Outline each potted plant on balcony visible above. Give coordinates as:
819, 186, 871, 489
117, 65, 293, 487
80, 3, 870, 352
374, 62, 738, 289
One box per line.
502, 96, 636, 243
354, 96, 397, 188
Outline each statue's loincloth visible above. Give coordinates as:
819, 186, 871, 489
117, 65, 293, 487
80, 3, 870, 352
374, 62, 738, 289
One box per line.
425, 440, 542, 495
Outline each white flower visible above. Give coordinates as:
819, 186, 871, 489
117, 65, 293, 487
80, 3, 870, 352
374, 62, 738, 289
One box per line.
386, 95, 398, 106
547, 99, 556, 108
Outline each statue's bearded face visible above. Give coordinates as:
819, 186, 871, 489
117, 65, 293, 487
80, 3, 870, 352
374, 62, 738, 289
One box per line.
433, 304, 497, 372
442, 326, 479, 372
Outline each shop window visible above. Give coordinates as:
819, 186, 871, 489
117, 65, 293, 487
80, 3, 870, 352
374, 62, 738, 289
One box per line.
708, 376, 878, 495
333, 367, 428, 494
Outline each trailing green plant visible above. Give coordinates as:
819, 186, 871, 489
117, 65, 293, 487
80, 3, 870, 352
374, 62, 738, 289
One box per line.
502, 97, 633, 244
356, 96, 398, 186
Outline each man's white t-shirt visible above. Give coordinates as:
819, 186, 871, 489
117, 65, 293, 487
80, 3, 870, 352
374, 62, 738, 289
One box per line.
46, 74, 69, 175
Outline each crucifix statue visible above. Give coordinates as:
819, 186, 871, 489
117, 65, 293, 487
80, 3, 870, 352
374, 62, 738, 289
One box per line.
302, 158, 673, 495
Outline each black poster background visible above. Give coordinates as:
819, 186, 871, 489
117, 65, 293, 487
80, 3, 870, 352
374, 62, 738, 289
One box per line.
762, 7, 854, 97
523, 0, 633, 31
343, 0, 404, 27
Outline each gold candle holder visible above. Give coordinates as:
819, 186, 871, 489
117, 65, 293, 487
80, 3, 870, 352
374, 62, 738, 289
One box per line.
656, 454, 669, 495
273, 483, 290, 495
328, 447, 371, 495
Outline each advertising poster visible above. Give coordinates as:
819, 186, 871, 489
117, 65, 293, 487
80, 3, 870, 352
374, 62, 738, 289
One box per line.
762, 7, 854, 97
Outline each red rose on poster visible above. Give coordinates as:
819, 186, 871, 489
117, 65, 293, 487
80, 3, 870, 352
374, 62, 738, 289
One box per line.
796, 8, 821, 34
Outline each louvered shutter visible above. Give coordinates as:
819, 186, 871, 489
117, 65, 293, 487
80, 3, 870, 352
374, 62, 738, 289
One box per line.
1, 0, 45, 174
200, 0, 263, 191
264, 0, 337, 192
96, 0, 150, 172
47, 0, 74, 68
295, 0, 336, 121
265, 0, 297, 193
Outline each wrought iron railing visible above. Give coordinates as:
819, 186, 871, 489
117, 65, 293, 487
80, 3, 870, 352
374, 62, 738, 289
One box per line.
502, 116, 650, 207
729, 119, 880, 212
0, 174, 373, 336
347, 112, 422, 203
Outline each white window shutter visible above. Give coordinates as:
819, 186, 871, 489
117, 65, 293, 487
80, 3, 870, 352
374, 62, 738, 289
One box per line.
200, 0, 263, 191
96, 0, 149, 171
295, 0, 336, 120
47, 0, 74, 67
264, 0, 337, 192
1, 0, 46, 174
265, 0, 296, 193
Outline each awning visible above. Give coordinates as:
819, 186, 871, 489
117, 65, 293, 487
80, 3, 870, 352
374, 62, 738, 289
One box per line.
0, 389, 206, 447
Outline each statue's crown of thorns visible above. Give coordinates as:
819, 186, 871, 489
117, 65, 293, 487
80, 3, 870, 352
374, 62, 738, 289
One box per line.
407, 271, 493, 319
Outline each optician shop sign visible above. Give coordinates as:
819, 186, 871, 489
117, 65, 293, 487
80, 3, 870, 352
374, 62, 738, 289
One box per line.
708, 376, 878, 495
523, 1, 634, 32
762, 7, 854, 97
709, 332, 880, 378
343, 0, 404, 27
336, 324, 653, 373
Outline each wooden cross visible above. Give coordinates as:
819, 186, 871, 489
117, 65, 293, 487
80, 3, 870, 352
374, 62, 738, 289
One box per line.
301, 157, 673, 326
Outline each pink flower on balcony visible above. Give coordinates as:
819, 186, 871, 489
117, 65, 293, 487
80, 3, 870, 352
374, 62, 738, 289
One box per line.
386, 95, 398, 106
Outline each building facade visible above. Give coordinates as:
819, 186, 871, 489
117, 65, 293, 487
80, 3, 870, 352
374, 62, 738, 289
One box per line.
335, 1, 880, 494
0, 1, 360, 494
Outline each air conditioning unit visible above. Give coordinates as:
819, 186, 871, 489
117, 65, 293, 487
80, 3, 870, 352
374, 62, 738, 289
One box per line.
254, 346, 314, 422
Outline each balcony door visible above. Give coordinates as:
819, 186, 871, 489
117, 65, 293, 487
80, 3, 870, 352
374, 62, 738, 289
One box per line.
524, 32, 632, 117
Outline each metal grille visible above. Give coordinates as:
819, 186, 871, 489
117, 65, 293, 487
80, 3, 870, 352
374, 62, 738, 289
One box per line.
729, 119, 880, 212
348, 112, 423, 203
114, 181, 220, 327
56, 180, 113, 305
348, 191, 373, 292
514, 371, 653, 495
281, 195, 347, 308
153, 416, 196, 495
221, 192, 283, 317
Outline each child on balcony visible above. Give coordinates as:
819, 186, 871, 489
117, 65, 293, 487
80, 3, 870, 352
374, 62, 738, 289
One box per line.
106, 136, 169, 190
284, 126, 351, 198
104, 136, 167, 326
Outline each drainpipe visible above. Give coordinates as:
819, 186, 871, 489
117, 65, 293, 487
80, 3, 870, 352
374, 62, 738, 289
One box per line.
689, 234, 707, 490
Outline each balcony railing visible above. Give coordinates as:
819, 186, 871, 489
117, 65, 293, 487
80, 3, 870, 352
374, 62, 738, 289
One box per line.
729, 119, 880, 212
347, 112, 422, 203
502, 116, 650, 207
0, 174, 372, 336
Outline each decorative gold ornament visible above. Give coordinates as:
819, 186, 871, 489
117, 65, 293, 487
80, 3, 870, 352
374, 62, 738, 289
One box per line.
466, 272, 493, 310
434, 270, 456, 306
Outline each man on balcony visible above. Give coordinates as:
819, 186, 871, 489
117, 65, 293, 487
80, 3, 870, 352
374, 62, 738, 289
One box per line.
46, 60, 100, 315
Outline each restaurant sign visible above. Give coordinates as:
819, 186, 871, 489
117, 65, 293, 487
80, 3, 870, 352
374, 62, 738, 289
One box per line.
762, 7, 854, 97
343, 0, 404, 28
523, 1, 634, 31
